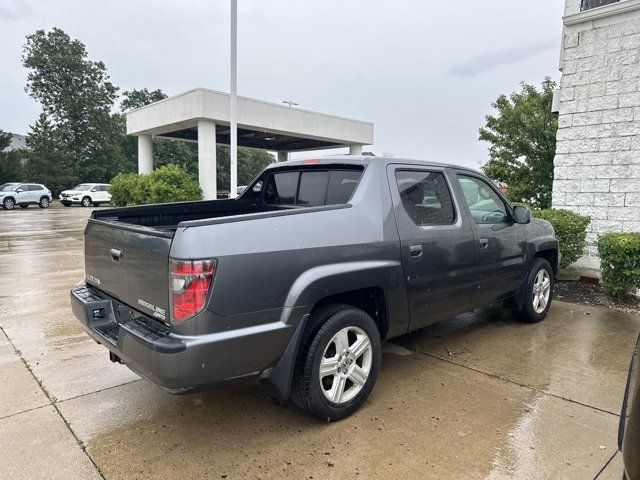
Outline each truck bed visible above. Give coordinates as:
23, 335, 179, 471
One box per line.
91, 198, 296, 233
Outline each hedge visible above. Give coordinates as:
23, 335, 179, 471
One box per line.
532, 208, 591, 269
110, 165, 202, 207
597, 233, 640, 296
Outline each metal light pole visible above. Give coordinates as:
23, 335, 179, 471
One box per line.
230, 0, 238, 198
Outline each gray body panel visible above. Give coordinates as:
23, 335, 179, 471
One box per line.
73, 155, 558, 399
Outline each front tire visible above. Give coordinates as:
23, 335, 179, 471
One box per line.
291, 304, 381, 422
39, 197, 50, 209
3, 197, 15, 210
81, 196, 91, 207
512, 258, 554, 323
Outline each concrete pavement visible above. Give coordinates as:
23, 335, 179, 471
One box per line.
0, 205, 638, 479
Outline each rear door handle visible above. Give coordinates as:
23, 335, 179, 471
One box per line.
409, 244, 423, 258
479, 238, 489, 249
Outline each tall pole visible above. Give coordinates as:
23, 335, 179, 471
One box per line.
230, 0, 238, 198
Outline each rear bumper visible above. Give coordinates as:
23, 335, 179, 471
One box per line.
71, 285, 298, 393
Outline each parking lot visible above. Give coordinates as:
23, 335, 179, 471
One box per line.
0, 204, 638, 479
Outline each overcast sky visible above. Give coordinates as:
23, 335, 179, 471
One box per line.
0, 0, 564, 168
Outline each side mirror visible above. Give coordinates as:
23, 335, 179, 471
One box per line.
512, 205, 531, 224
15, 188, 23, 193
90, 188, 97, 192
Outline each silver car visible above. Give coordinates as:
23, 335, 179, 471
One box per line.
0, 183, 52, 210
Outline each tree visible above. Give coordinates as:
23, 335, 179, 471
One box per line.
215, 147, 274, 191
24, 114, 75, 194
120, 88, 167, 111
22, 28, 126, 186
0, 130, 10, 151
0, 129, 26, 184
479, 78, 557, 209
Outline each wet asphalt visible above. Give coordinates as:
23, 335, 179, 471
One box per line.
0, 204, 638, 479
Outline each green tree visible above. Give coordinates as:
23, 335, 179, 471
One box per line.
216, 147, 274, 191
0, 129, 26, 184
22, 28, 126, 185
24, 114, 74, 194
479, 78, 557, 209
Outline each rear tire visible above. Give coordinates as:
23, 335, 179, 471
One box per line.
3, 197, 15, 210
39, 197, 50, 209
81, 196, 91, 207
291, 304, 381, 422
511, 257, 554, 323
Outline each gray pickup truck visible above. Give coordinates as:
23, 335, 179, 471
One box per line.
71, 156, 558, 421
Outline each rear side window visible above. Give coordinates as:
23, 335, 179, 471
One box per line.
396, 170, 455, 225
28, 185, 43, 191
263, 168, 363, 206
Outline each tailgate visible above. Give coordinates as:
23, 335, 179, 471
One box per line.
84, 219, 173, 323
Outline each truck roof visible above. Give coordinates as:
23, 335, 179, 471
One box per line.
276, 155, 482, 175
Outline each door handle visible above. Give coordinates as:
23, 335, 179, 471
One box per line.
409, 244, 423, 257
479, 238, 489, 249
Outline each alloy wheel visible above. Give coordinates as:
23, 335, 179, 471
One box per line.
532, 269, 551, 314
319, 326, 373, 405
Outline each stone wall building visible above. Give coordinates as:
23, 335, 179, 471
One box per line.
553, 0, 640, 268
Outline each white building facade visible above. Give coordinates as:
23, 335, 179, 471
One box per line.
553, 0, 640, 268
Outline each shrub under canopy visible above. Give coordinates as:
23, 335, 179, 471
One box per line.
597, 233, 640, 296
109, 164, 202, 207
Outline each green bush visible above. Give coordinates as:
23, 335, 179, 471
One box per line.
109, 165, 202, 207
531, 208, 591, 269
597, 233, 640, 296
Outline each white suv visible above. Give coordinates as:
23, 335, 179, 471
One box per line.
60, 183, 111, 207
0, 183, 52, 210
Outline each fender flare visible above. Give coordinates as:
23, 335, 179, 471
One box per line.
259, 260, 402, 401
512, 239, 559, 310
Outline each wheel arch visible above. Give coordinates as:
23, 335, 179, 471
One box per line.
259, 261, 401, 401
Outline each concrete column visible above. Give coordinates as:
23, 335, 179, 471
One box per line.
198, 120, 217, 200
277, 151, 289, 162
138, 135, 153, 174
349, 145, 363, 155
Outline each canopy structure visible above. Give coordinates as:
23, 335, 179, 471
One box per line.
126, 88, 374, 199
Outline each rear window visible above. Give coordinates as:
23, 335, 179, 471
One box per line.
263, 168, 363, 206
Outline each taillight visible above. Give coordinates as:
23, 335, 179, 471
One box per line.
169, 259, 216, 323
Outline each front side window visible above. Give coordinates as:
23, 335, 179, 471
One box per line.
72, 184, 92, 191
396, 170, 455, 225
457, 175, 508, 224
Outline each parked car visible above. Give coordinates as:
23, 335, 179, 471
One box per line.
60, 183, 111, 207
620, 332, 639, 480
71, 156, 558, 421
0, 183, 52, 210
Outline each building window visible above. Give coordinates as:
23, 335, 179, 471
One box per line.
581, 0, 620, 11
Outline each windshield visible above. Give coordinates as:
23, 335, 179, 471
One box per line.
0, 183, 18, 192
71, 184, 92, 191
